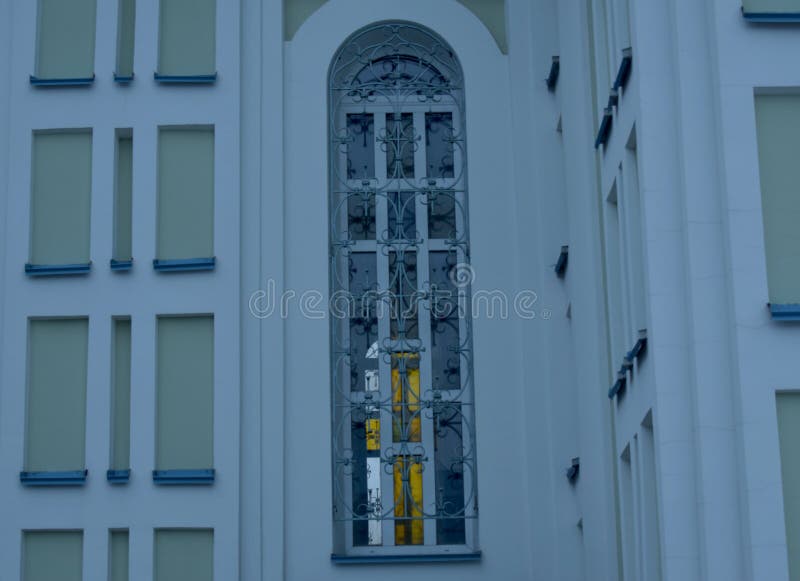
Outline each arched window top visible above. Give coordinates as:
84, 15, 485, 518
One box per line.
329, 22, 478, 561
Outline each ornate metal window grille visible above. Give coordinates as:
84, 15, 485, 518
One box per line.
329, 22, 478, 556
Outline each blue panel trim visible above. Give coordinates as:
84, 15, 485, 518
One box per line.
613, 48, 633, 91
595, 108, 613, 149
153, 73, 217, 84
554, 245, 569, 277
20, 470, 88, 486
152, 469, 215, 485
106, 469, 131, 483
25, 263, 92, 276
608, 372, 627, 400
742, 8, 800, 22
770, 303, 800, 320
331, 552, 482, 564
110, 258, 133, 271
113, 73, 134, 83
546, 56, 560, 91
153, 257, 216, 272
30, 75, 96, 87
625, 334, 648, 361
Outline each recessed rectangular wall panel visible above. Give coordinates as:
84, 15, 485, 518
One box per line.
154, 529, 213, 581
157, 128, 214, 261
116, 0, 136, 78
156, 316, 214, 470
777, 393, 800, 581
111, 318, 132, 471
743, 0, 800, 13
109, 530, 129, 581
25, 318, 89, 472
35, 0, 96, 79
755, 95, 800, 305
30, 131, 92, 267
158, 0, 216, 76
114, 132, 133, 262
23, 531, 83, 581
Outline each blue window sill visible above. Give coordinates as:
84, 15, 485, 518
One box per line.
153, 257, 215, 272
107, 469, 131, 483
152, 469, 215, 485
25, 263, 91, 276
595, 108, 613, 149
114, 73, 134, 83
154, 73, 217, 84
546, 56, 560, 91
110, 258, 133, 271
30, 75, 95, 87
20, 470, 88, 486
742, 9, 800, 22
613, 48, 633, 91
554, 245, 569, 277
608, 372, 627, 400
624, 331, 648, 362
770, 303, 800, 321
331, 552, 482, 565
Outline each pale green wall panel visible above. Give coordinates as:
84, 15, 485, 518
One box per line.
114, 135, 133, 261
154, 529, 213, 581
755, 95, 800, 304
777, 393, 800, 581
109, 530, 129, 581
111, 319, 131, 470
158, 0, 215, 76
285, 0, 326, 40
156, 316, 214, 470
116, 0, 136, 77
30, 132, 92, 266
23, 531, 83, 581
36, 0, 96, 79
26, 319, 88, 472
157, 128, 214, 260
743, 0, 800, 13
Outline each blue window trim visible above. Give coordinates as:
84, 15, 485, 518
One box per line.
331, 552, 482, 565
613, 48, 633, 91
106, 469, 131, 483
153, 73, 218, 84
742, 8, 800, 22
25, 263, 92, 276
110, 258, 133, 271
595, 108, 613, 149
113, 73, 134, 83
554, 245, 569, 277
30, 75, 96, 87
608, 370, 627, 400
546, 56, 560, 91
625, 332, 648, 362
152, 469, 215, 485
20, 470, 88, 486
153, 257, 216, 272
769, 303, 800, 321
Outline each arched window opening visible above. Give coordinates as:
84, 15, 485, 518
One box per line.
329, 22, 478, 557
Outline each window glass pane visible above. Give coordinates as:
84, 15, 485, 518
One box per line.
154, 530, 213, 581
23, 531, 83, 581
386, 113, 415, 179
36, 0, 96, 79
116, 0, 135, 77
743, 0, 800, 12
347, 191, 375, 240
755, 95, 800, 305
777, 393, 800, 581
389, 251, 419, 341
425, 112, 454, 179
109, 530, 129, 581
434, 404, 466, 545
111, 319, 131, 471
348, 253, 378, 392
394, 454, 424, 545
30, 131, 92, 266
156, 316, 214, 470
26, 319, 88, 472
158, 0, 215, 76
114, 132, 133, 261
428, 191, 457, 240
346, 114, 374, 180
429, 251, 461, 391
388, 192, 416, 241
157, 127, 214, 260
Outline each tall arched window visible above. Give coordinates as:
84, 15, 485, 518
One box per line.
329, 22, 478, 559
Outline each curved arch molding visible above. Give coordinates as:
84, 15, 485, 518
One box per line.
283, 0, 508, 54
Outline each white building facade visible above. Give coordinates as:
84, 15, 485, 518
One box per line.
1, 0, 800, 580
